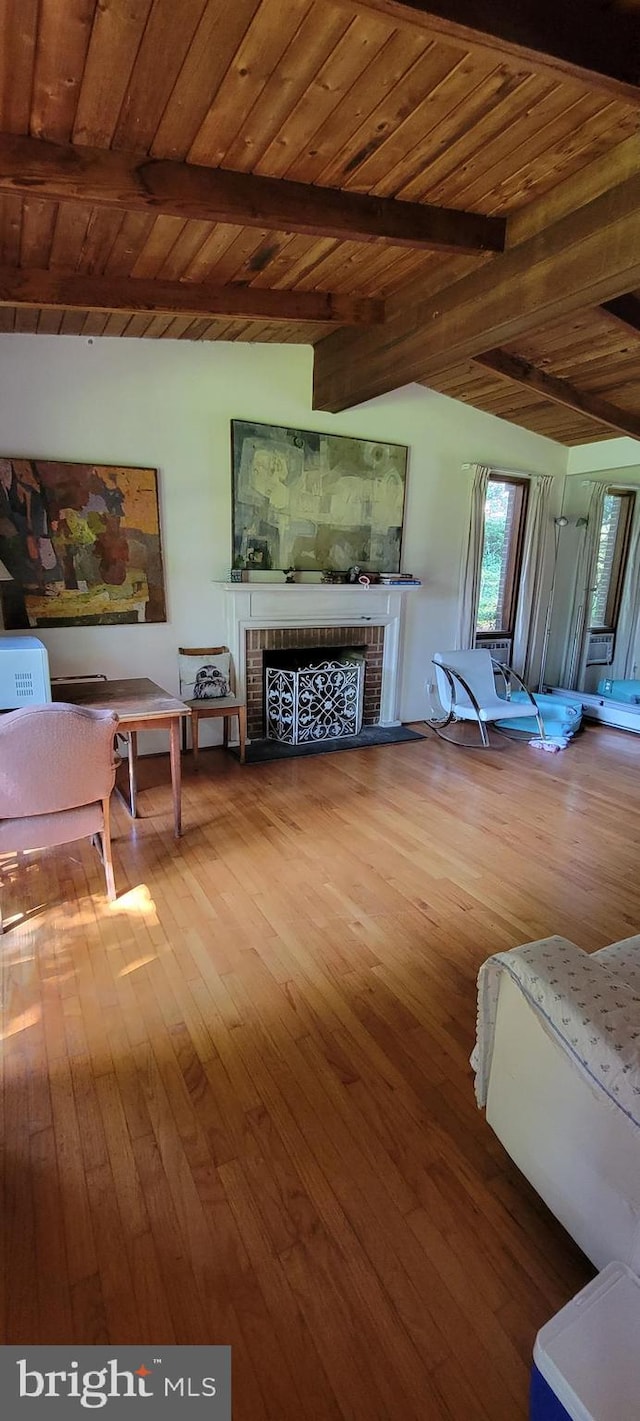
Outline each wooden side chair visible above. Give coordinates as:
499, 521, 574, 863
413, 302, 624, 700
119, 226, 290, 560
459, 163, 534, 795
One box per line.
178, 646, 247, 766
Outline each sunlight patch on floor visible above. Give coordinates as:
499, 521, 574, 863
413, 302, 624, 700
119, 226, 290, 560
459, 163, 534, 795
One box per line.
0, 1003, 41, 1040
118, 952, 159, 976
108, 883, 157, 919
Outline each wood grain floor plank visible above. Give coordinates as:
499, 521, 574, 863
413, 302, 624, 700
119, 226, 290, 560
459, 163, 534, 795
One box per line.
218, 1155, 344, 1420
3, 1028, 38, 1342
47, 1058, 98, 1288
30, 1125, 74, 1342
224, 988, 453, 1404
70, 1272, 110, 1345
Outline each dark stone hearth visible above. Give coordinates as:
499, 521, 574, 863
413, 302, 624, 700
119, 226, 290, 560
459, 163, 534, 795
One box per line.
236, 724, 424, 763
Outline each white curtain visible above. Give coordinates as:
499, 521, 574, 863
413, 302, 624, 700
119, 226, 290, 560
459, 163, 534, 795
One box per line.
512, 473, 554, 682
457, 463, 490, 649
562, 481, 607, 689
613, 497, 640, 679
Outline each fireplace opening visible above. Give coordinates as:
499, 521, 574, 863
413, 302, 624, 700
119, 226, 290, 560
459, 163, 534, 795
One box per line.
264, 645, 366, 744
245, 624, 385, 743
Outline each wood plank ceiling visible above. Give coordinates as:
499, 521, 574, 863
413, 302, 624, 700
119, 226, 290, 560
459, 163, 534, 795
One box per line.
0, 0, 638, 444
426, 304, 640, 444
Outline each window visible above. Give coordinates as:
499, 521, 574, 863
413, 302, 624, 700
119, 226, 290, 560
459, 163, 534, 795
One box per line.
476, 476, 529, 638
590, 490, 635, 632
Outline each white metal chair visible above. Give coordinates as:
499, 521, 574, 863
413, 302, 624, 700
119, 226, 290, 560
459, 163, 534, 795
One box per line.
427, 649, 546, 747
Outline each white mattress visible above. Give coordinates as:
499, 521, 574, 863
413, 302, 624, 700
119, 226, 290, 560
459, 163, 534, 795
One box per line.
486, 970, 640, 1270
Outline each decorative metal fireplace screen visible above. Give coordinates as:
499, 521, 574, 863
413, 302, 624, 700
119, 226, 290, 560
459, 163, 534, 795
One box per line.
266, 658, 365, 743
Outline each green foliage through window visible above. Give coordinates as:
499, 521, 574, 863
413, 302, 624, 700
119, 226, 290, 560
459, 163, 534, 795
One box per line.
590, 491, 634, 631
477, 478, 526, 634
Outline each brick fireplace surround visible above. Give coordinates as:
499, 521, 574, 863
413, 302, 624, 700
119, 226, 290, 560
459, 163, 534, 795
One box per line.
223, 583, 410, 746
245, 624, 384, 741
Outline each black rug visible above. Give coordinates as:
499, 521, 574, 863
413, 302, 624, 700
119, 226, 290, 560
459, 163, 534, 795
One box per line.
237, 724, 425, 764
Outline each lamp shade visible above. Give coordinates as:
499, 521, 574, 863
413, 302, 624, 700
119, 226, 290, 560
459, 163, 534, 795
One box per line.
0, 558, 12, 581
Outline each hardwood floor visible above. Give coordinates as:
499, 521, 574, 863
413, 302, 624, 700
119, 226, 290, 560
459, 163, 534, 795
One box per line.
3, 724, 639, 1418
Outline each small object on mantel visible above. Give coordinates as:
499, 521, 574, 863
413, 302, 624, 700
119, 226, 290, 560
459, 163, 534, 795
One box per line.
283, 567, 296, 584
321, 570, 348, 584
229, 567, 243, 583
347, 565, 361, 583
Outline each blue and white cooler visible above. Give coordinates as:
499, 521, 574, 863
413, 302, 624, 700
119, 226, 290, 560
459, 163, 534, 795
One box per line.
495, 691, 582, 740
530, 1262, 640, 1420
597, 679, 640, 705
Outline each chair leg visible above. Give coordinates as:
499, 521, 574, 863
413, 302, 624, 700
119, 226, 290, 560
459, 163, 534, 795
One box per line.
192, 710, 200, 770
238, 705, 247, 764
126, 731, 138, 817
0, 852, 23, 931
223, 714, 230, 749
478, 718, 491, 748
100, 795, 117, 901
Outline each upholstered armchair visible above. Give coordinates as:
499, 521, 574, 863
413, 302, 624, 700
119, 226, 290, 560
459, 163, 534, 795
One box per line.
0, 702, 119, 930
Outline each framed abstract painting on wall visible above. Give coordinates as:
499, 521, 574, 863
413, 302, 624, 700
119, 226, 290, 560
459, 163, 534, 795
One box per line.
0, 457, 166, 628
231, 419, 408, 573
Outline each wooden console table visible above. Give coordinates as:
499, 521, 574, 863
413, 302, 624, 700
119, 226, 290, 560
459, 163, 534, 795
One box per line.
52, 677, 189, 838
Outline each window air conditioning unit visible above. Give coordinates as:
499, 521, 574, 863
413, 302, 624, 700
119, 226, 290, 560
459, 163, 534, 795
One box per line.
0, 635, 52, 709
478, 637, 512, 661
586, 632, 614, 666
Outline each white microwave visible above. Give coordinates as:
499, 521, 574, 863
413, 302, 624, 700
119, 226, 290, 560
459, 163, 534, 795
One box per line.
0, 635, 52, 709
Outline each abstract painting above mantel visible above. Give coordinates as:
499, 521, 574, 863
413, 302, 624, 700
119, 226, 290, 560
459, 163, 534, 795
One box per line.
0, 457, 166, 628
231, 420, 407, 574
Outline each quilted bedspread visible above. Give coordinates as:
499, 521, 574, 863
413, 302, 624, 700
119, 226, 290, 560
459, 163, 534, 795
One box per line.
472, 934, 640, 1131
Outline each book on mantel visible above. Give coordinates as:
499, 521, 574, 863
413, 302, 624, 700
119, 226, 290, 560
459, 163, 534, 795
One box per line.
379, 572, 422, 586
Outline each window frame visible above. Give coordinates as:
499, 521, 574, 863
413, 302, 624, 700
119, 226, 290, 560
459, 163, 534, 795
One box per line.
475, 473, 529, 642
590, 489, 635, 634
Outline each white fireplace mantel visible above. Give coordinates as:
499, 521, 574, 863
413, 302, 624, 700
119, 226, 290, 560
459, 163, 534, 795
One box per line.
223, 582, 415, 728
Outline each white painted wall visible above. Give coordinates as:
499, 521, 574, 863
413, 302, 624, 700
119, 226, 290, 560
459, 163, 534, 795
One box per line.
0, 335, 566, 744
567, 438, 640, 476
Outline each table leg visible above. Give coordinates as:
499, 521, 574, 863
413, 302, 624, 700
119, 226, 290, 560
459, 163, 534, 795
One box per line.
169, 717, 182, 838
127, 731, 138, 817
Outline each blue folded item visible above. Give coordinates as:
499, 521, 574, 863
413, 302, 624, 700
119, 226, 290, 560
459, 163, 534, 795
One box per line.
495, 691, 582, 738
597, 678, 640, 704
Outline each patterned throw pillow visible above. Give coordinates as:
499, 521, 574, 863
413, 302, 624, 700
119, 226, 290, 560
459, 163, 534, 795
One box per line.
179, 651, 231, 701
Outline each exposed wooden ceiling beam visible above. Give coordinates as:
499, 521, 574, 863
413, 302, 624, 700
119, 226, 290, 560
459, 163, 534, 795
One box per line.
0, 266, 385, 326
600, 292, 640, 337
313, 172, 640, 411
346, 0, 640, 102
0, 133, 505, 255
474, 348, 640, 441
